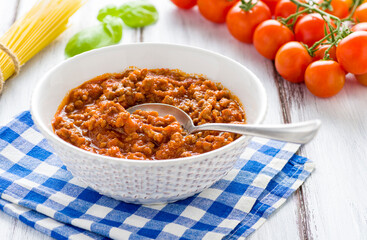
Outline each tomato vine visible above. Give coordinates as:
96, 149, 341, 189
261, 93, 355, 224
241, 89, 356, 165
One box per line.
278, 0, 361, 60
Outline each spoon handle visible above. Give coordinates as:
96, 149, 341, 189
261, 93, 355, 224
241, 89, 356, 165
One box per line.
192, 120, 322, 144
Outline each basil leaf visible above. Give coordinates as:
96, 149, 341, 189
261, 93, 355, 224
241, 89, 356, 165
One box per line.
119, 0, 158, 28
97, 5, 120, 22
65, 16, 123, 58
102, 15, 124, 43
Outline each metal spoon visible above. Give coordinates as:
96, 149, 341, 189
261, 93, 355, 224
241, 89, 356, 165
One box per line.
127, 103, 321, 144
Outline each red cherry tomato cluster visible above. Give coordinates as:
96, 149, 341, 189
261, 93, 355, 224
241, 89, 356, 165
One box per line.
171, 0, 367, 98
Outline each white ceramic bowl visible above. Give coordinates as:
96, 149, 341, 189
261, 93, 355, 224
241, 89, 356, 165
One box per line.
31, 43, 267, 204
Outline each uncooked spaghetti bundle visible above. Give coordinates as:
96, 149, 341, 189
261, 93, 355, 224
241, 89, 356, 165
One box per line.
0, 0, 84, 93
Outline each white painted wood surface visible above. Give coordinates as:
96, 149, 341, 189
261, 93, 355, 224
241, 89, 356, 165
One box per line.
0, 0, 366, 239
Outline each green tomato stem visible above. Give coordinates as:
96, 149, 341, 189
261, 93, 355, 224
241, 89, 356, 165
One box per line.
308, 31, 333, 52
240, 0, 257, 11
348, 0, 361, 19
289, 0, 341, 22
284, 0, 357, 60
322, 40, 338, 60
282, 8, 310, 24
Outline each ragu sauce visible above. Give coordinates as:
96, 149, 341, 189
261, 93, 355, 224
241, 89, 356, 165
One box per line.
52, 68, 246, 160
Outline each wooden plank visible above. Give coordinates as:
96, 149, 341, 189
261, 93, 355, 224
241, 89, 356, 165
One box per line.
278, 68, 367, 240
143, 2, 303, 240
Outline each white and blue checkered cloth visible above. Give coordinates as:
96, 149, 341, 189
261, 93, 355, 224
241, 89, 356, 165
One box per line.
0, 111, 314, 239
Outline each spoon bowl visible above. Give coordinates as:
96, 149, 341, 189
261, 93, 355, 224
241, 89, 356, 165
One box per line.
127, 103, 196, 132
127, 103, 321, 144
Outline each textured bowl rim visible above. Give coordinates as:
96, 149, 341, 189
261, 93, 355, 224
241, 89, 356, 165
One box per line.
31, 42, 267, 166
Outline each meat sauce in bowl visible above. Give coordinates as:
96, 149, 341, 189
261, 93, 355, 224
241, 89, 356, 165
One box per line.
52, 68, 246, 160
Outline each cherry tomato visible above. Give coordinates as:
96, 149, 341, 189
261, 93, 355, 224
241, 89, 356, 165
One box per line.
275, 0, 297, 18
343, 0, 353, 7
354, 3, 367, 23
355, 73, 367, 86
253, 20, 294, 59
275, 41, 313, 83
351, 22, 367, 32
262, 0, 280, 14
295, 13, 328, 47
336, 31, 367, 74
197, 0, 238, 23
274, 0, 304, 24
317, 0, 349, 19
305, 60, 345, 98
226, 1, 271, 43
313, 44, 337, 61
171, 0, 197, 9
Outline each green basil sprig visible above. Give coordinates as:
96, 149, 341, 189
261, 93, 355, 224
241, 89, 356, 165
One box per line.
65, 0, 158, 58
65, 16, 123, 58
97, 0, 159, 28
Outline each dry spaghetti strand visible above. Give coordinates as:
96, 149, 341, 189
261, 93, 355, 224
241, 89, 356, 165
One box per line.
0, 0, 84, 92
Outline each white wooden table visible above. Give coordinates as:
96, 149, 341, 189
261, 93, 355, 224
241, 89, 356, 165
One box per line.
0, 0, 366, 239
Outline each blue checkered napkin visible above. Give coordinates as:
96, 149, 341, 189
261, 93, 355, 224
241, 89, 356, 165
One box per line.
0, 111, 314, 240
